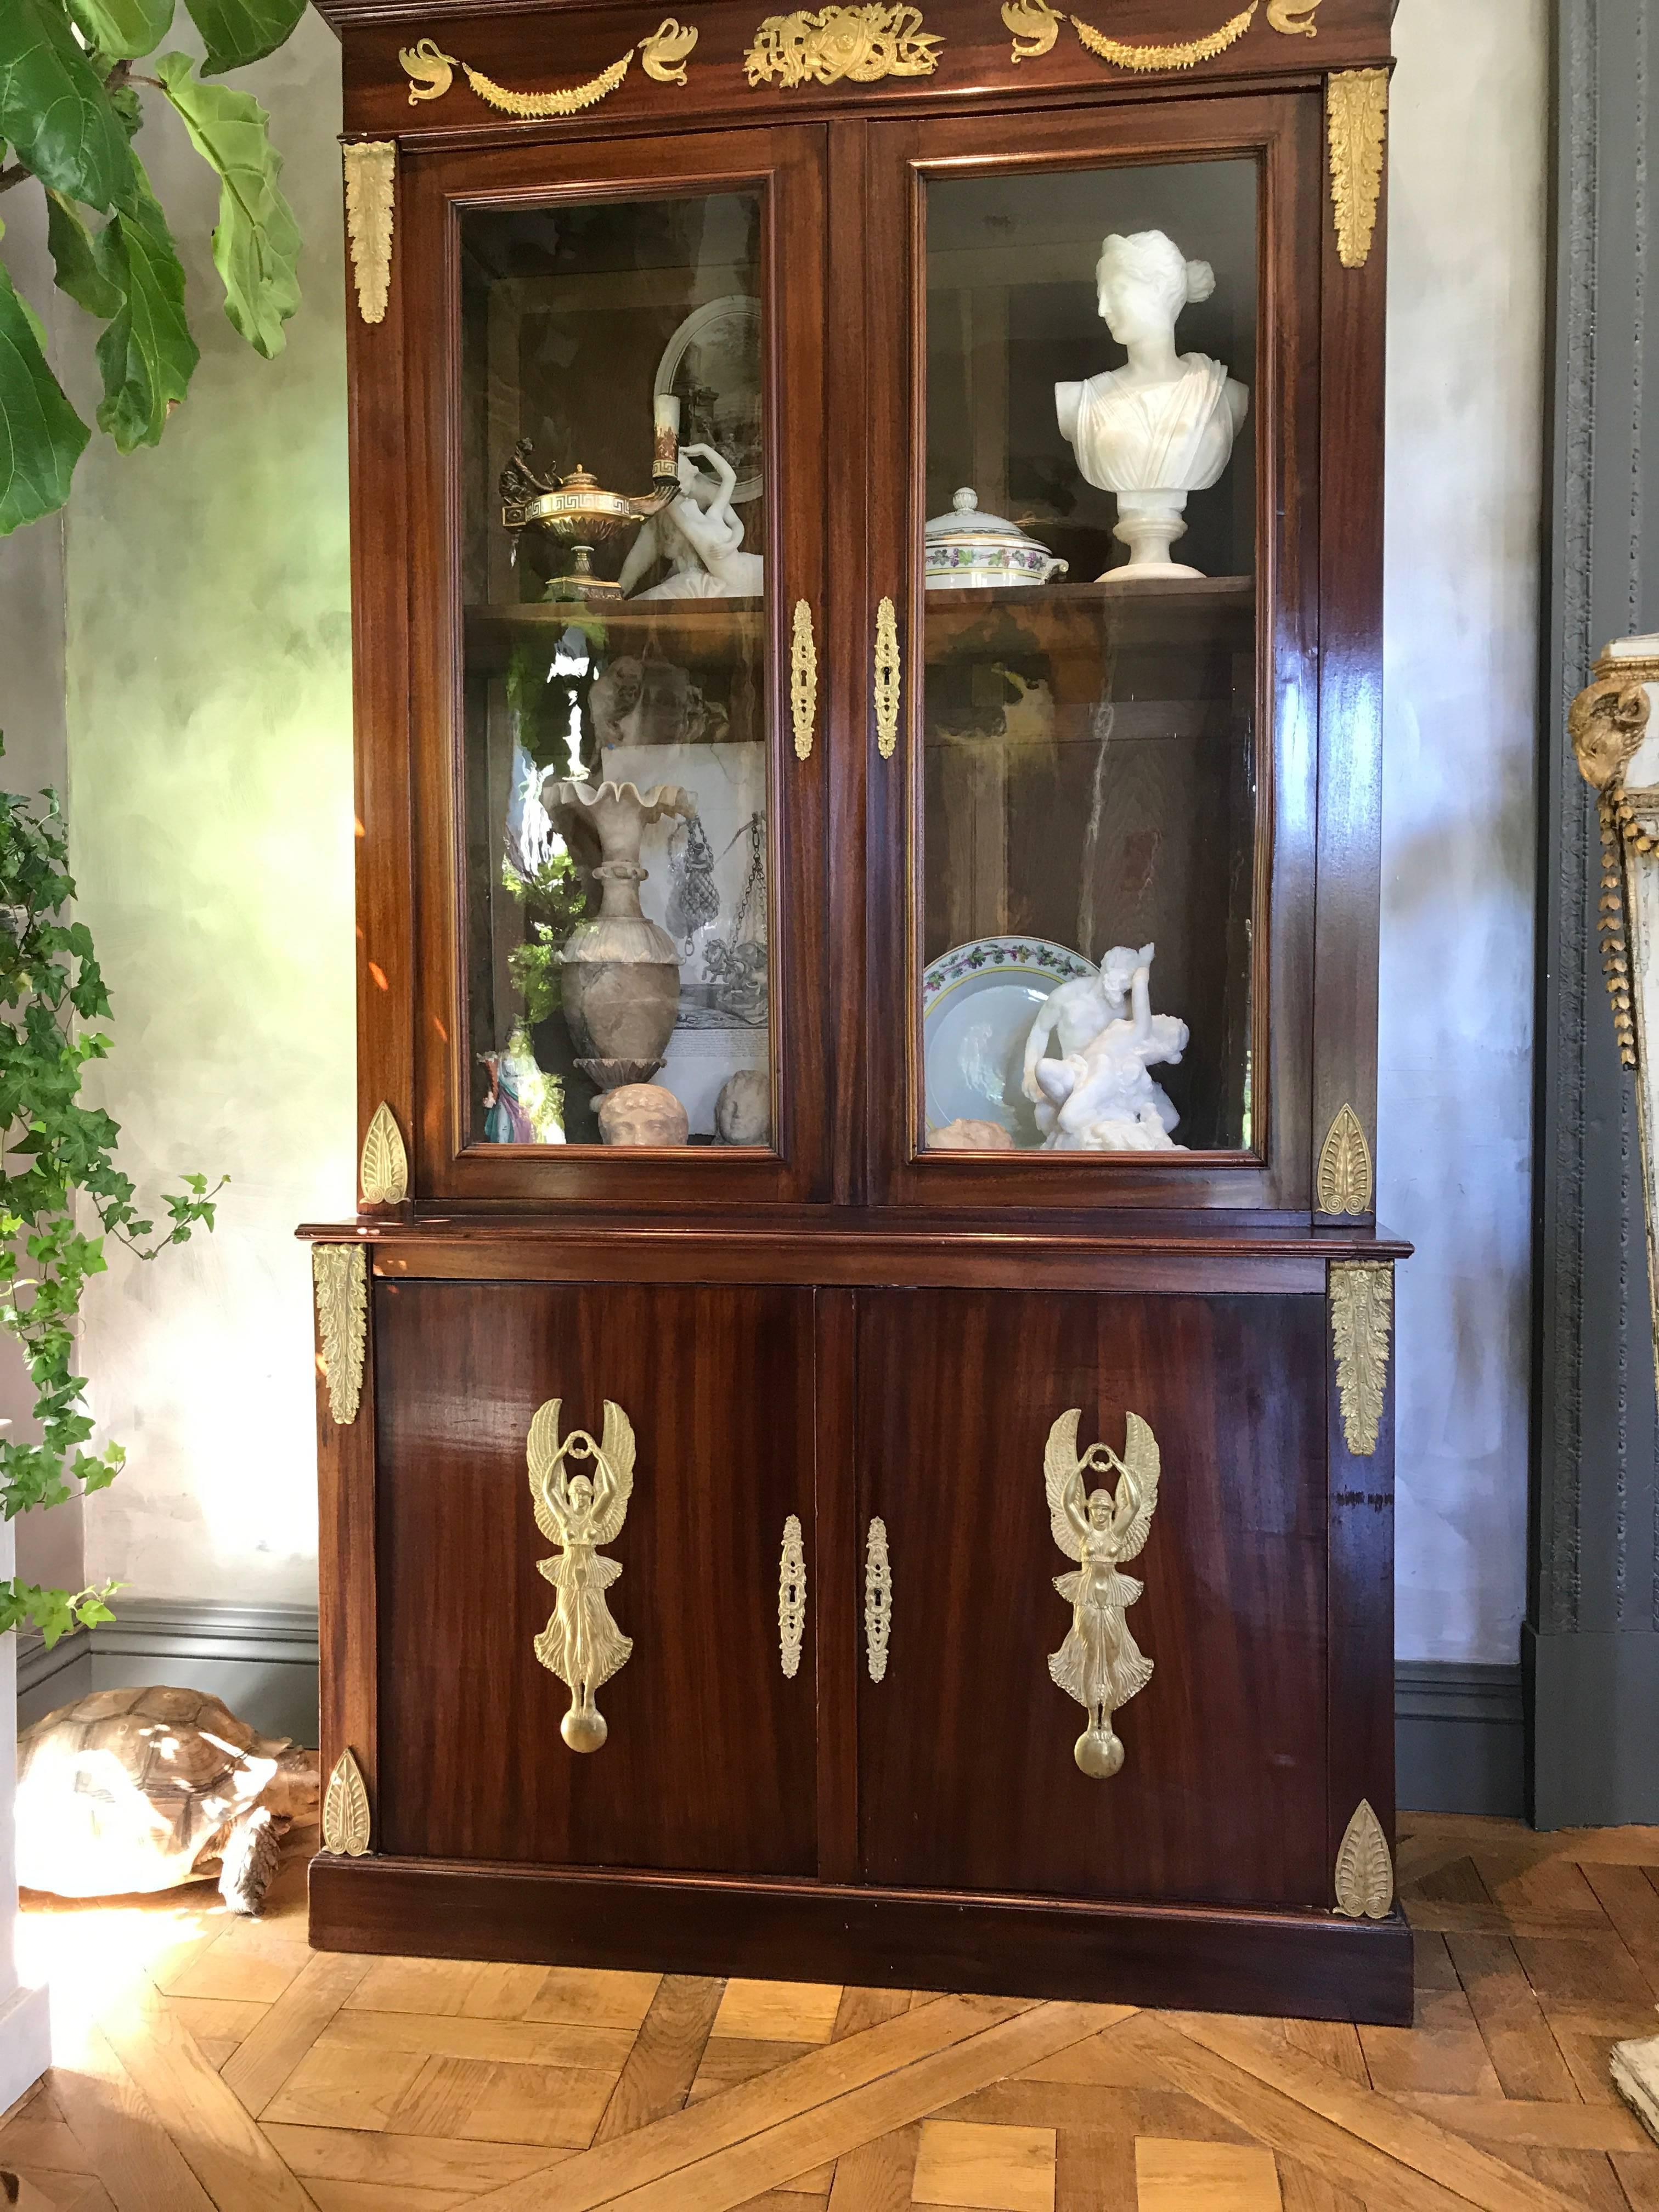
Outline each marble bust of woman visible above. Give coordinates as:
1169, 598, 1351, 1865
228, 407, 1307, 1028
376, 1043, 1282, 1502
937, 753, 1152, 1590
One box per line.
1056, 229, 1249, 578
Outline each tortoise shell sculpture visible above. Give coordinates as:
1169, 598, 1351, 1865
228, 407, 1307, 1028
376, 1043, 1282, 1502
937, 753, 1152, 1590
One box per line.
15, 1685, 320, 1914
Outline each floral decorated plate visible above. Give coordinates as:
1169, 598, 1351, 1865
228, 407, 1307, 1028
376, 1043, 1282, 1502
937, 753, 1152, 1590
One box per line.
922, 938, 1097, 1148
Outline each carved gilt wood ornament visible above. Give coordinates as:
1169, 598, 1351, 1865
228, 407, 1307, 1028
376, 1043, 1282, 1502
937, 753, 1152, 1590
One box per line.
865, 1517, 891, 1681
1328, 69, 1389, 270
779, 1514, 806, 1678
746, 7, 942, 88
341, 142, 394, 326
1572, 642, 1659, 1372
791, 602, 817, 762
528, 1399, 637, 1752
312, 1245, 368, 1427
359, 1102, 408, 1206
1330, 1261, 1393, 1457
1044, 1409, 1160, 1780
1003, 0, 1319, 71
1334, 1797, 1393, 1918
399, 22, 697, 113
1317, 1102, 1374, 1216
322, 1750, 372, 1856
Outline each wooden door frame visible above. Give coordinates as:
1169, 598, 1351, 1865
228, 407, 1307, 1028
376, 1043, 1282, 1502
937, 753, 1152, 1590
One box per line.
857, 91, 1329, 1217
391, 123, 832, 1205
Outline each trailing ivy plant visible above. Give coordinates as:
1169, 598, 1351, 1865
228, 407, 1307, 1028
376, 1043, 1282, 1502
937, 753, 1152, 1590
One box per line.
0, 757, 223, 1642
0, 0, 307, 534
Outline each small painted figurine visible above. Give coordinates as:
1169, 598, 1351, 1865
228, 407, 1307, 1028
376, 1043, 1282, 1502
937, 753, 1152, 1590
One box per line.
527, 1399, 636, 1753
481, 1022, 565, 1145
1044, 1407, 1161, 1778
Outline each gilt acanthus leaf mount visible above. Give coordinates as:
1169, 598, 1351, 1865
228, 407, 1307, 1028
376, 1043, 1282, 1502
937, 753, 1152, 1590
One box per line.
359, 1102, 408, 1207
312, 1244, 368, 1427
1331, 1261, 1393, 1457
1328, 69, 1390, 270
341, 142, 394, 326
1317, 1103, 1374, 1217
1334, 1797, 1393, 1918
323, 1750, 372, 1857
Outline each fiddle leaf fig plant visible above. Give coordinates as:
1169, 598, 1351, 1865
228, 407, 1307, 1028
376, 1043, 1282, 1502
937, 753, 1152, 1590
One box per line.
0, 758, 223, 1643
0, 0, 306, 533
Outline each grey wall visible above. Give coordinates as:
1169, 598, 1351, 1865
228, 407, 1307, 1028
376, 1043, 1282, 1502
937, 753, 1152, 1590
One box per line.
1382, 0, 1546, 1667
1531, 0, 1659, 1827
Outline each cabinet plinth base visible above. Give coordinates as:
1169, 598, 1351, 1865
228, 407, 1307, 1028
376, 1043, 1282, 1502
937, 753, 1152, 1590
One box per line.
308, 1855, 1413, 2027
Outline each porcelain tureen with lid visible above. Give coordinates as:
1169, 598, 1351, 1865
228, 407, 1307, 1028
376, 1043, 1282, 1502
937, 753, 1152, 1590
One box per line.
924, 488, 1069, 591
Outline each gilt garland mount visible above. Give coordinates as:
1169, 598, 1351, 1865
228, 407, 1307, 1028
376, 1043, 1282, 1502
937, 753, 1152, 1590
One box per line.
1004, 0, 1322, 72
401, 21, 698, 112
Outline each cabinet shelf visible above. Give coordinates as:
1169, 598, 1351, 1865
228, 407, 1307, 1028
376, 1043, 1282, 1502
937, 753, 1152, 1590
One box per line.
924, 574, 1254, 658
465, 599, 764, 675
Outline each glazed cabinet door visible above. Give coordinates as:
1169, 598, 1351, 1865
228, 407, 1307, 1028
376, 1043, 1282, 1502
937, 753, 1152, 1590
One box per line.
373, 1279, 817, 1875
390, 125, 831, 1203
855, 1288, 1329, 1907
860, 95, 1324, 1212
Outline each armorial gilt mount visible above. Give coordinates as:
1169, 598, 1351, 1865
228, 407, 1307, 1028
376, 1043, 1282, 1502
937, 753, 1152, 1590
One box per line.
746, 7, 942, 88
1043, 1408, 1161, 1780
400, 21, 697, 115
527, 1398, 638, 1753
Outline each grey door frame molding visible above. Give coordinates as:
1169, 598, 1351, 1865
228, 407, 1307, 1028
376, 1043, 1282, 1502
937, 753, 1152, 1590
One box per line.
1530, 0, 1659, 1829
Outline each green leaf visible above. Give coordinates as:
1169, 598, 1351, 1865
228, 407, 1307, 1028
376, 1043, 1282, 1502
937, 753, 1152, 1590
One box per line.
182, 0, 303, 75
0, 260, 88, 533
67, 0, 174, 60
153, 53, 298, 357
92, 161, 197, 448
0, 0, 133, 212
45, 190, 121, 320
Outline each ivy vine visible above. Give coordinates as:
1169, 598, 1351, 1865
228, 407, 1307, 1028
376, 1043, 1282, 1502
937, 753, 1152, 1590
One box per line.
0, 760, 222, 1643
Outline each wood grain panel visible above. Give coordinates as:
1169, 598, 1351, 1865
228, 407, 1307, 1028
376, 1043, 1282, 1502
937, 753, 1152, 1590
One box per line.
372, 1279, 816, 1874
856, 1289, 1329, 1906
309, 1855, 1411, 2022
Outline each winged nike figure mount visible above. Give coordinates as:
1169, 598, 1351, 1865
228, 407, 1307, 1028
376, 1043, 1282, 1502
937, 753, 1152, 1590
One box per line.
1043, 1407, 1161, 1778
526, 1398, 637, 1752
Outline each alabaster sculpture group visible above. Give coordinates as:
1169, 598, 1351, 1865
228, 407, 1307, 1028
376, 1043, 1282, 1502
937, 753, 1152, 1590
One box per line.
1023, 945, 1188, 1152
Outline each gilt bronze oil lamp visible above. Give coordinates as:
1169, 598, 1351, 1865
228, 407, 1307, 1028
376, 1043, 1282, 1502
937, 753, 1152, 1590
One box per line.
500, 397, 682, 601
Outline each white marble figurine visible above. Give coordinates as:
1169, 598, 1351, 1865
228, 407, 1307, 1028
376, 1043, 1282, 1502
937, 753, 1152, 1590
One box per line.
1027, 948, 1188, 1152
1056, 229, 1249, 578
619, 443, 764, 601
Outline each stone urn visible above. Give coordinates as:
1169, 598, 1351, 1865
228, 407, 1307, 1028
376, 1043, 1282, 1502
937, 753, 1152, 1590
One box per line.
544, 778, 694, 1091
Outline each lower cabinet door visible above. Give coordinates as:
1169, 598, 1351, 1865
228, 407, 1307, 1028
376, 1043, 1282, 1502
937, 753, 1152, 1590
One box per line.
374, 1279, 817, 1876
856, 1288, 1329, 1908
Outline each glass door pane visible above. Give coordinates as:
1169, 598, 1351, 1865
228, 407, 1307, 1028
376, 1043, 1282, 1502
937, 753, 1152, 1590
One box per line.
918, 161, 1259, 1159
460, 194, 774, 1153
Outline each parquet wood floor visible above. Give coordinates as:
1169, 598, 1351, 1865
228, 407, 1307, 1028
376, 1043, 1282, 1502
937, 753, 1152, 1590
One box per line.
8, 1815, 1659, 2210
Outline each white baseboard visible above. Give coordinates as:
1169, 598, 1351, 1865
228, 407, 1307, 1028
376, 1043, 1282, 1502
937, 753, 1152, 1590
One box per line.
0, 1980, 50, 2117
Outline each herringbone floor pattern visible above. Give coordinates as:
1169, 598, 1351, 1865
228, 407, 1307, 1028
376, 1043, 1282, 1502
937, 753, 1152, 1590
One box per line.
7, 1814, 1659, 2209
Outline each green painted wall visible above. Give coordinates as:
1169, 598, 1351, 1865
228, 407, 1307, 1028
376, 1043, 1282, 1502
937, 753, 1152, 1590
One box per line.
66, 14, 354, 1604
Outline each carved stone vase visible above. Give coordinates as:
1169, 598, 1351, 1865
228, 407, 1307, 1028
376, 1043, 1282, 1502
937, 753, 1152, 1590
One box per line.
544, 778, 695, 1091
